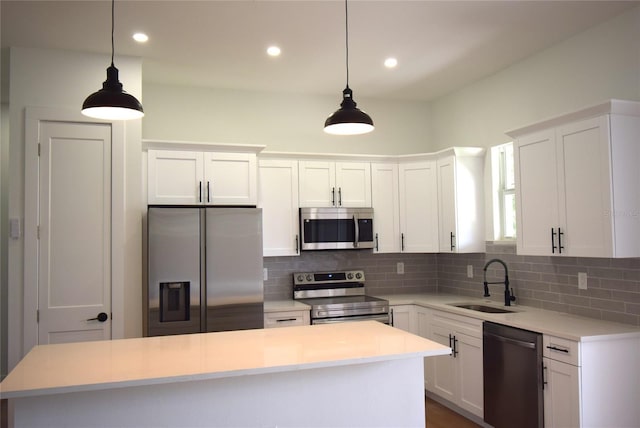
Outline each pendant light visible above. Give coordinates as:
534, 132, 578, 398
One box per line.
82, 0, 144, 120
324, 0, 373, 135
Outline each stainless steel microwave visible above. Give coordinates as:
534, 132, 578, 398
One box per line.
299, 207, 374, 250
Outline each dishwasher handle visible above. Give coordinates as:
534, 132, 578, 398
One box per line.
484, 331, 537, 349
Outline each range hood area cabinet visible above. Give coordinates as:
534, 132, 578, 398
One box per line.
508, 100, 640, 258
298, 160, 372, 208
147, 148, 258, 206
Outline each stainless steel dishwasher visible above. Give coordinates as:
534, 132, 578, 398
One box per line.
483, 321, 543, 428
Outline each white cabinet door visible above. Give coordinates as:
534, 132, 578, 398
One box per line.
298, 161, 371, 207
437, 154, 485, 253
456, 331, 484, 417
556, 116, 612, 257
148, 150, 204, 205
298, 161, 336, 207
371, 163, 400, 253
390, 305, 414, 332
335, 162, 371, 207
514, 129, 559, 256
437, 156, 457, 253
429, 323, 456, 403
258, 159, 300, 257
204, 152, 257, 205
399, 161, 439, 252
543, 358, 581, 428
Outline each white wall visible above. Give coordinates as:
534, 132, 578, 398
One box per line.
142, 83, 433, 155
429, 6, 640, 151
7, 47, 143, 369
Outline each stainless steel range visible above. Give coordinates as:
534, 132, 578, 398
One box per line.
293, 270, 389, 324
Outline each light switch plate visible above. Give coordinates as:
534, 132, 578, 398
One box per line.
467, 265, 474, 278
397, 262, 405, 275
578, 272, 587, 290
263, 268, 268, 281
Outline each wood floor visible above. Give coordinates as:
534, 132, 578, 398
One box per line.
425, 397, 481, 428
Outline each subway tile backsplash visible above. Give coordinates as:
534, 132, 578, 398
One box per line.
438, 242, 640, 327
265, 243, 640, 327
263, 251, 438, 301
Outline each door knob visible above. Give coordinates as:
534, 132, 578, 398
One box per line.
87, 312, 108, 322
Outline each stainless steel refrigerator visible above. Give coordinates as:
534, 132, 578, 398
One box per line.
147, 207, 264, 336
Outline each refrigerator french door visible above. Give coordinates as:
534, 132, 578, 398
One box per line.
147, 207, 264, 336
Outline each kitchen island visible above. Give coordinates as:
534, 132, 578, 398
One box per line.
0, 321, 450, 427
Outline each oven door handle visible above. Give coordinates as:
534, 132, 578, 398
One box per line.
353, 214, 360, 248
312, 314, 390, 325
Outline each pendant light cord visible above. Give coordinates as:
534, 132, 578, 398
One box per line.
110, 0, 115, 67
344, 0, 349, 88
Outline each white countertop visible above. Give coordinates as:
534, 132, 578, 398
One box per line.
376, 293, 640, 342
0, 321, 450, 399
264, 300, 311, 312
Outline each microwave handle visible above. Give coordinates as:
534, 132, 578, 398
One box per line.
353, 214, 359, 248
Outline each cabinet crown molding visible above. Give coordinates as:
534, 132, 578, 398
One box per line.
506, 99, 640, 138
143, 139, 266, 153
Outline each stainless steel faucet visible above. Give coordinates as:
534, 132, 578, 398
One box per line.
482, 258, 516, 306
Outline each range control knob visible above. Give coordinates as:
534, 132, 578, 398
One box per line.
296, 275, 305, 282
306, 274, 313, 282
347, 272, 354, 280
355, 272, 363, 280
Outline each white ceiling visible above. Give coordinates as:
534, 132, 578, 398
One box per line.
2, 0, 638, 102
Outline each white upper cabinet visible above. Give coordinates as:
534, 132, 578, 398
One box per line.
147, 145, 259, 206
510, 100, 640, 257
298, 161, 371, 207
148, 150, 205, 205
436, 150, 485, 253
371, 162, 401, 253
258, 159, 300, 257
398, 160, 439, 252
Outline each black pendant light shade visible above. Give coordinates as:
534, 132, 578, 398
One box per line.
324, 0, 374, 135
82, 64, 144, 120
81, 0, 144, 121
324, 86, 374, 135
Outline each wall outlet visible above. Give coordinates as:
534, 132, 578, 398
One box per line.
263, 268, 268, 281
578, 272, 587, 290
467, 265, 474, 278
397, 262, 405, 275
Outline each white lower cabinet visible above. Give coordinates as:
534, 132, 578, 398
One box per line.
264, 310, 310, 328
543, 356, 580, 428
389, 305, 415, 332
425, 310, 483, 419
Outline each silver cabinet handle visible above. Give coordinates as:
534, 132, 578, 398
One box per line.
375, 233, 379, 252
331, 187, 336, 206
207, 181, 211, 203
295, 234, 299, 254
338, 187, 342, 206
401, 233, 405, 251
198, 181, 202, 203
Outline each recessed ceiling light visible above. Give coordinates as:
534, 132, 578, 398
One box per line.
384, 57, 398, 68
133, 33, 149, 43
267, 46, 281, 57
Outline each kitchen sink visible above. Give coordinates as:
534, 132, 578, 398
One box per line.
449, 303, 514, 314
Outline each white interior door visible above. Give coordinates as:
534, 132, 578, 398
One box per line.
38, 121, 112, 344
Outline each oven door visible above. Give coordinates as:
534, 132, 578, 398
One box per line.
300, 208, 374, 250
311, 314, 390, 324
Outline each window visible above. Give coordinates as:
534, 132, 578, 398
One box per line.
491, 143, 516, 240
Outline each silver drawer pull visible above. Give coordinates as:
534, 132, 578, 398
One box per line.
276, 318, 297, 323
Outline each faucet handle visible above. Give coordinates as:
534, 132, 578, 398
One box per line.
483, 281, 491, 298
509, 288, 516, 302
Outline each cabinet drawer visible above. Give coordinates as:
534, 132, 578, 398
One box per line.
264, 310, 310, 328
431, 309, 483, 338
543, 335, 580, 366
